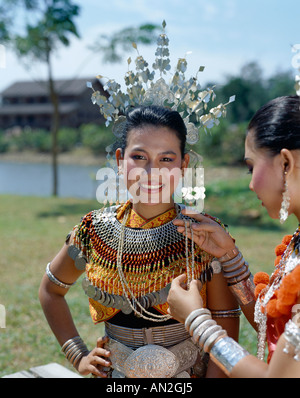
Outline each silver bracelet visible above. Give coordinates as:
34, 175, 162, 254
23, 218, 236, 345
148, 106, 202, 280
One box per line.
224, 260, 251, 285
219, 250, 252, 288
187, 310, 225, 353
61, 336, 90, 368
185, 309, 249, 375
204, 329, 227, 353
185, 308, 211, 333
46, 262, 76, 289
189, 314, 212, 336
283, 320, 300, 361
192, 319, 217, 345
198, 324, 223, 348
227, 268, 251, 286
221, 252, 243, 268
222, 257, 245, 273
223, 264, 248, 280
210, 336, 250, 376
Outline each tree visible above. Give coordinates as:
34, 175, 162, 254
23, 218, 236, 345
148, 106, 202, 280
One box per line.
12, 0, 81, 196
90, 23, 160, 63
1, 0, 160, 196
215, 61, 295, 124
215, 62, 268, 123
0, 3, 10, 42
266, 70, 295, 100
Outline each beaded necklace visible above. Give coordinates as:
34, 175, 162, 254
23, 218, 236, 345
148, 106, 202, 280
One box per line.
254, 225, 300, 360
74, 202, 215, 323
116, 205, 197, 322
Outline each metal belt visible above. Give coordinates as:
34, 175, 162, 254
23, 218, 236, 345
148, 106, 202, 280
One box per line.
105, 321, 190, 349
104, 337, 199, 378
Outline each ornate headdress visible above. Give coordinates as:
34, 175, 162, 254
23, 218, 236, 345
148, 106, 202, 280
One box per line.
88, 21, 234, 208
88, 21, 235, 151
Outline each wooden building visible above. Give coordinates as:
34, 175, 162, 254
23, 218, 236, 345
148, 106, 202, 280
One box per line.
0, 77, 106, 130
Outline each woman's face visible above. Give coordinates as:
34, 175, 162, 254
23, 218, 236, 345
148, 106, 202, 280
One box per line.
245, 129, 284, 220
117, 125, 189, 207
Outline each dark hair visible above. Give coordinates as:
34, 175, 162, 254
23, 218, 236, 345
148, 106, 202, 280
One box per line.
247, 95, 300, 156
120, 105, 187, 157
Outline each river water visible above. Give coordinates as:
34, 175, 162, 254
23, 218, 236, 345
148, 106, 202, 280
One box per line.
0, 161, 100, 199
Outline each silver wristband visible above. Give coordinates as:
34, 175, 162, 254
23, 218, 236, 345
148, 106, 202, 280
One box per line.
210, 336, 250, 376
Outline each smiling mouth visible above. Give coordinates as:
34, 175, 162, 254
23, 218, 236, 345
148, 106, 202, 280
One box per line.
139, 182, 164, 191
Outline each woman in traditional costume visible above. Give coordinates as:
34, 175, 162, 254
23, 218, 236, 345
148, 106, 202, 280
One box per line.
167, 95, 300, 377
38, 22, 244, 378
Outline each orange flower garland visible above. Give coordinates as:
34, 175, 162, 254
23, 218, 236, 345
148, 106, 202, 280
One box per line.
253, 234, 300, 318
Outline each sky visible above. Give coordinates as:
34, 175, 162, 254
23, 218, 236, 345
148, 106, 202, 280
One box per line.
0, 0, 300, 93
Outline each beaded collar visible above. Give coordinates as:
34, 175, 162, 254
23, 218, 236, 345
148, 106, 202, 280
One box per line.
72, 202, 216, 323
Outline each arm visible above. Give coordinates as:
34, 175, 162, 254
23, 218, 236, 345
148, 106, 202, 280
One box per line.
226, 322, 300, 378
39, 233, 111, 377
174, 209, 257, 330
205, 272, 240, 378
168, 278, 300, 378
167, 274, 239, 378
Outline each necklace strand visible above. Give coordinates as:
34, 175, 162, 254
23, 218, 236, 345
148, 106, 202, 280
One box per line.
116, 206, 196, 322
255, 225, 300, 360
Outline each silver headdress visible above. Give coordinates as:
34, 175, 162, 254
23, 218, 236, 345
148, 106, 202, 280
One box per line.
88, 21, 235, 208
87, 21, 235, 149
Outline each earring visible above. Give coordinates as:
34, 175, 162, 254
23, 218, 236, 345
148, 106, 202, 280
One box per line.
279, 172, 290, 224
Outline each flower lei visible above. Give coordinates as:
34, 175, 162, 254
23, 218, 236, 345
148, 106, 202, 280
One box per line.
253, 230, 300, 318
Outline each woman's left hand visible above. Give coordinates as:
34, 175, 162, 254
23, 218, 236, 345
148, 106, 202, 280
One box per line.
167, 274, 204, 324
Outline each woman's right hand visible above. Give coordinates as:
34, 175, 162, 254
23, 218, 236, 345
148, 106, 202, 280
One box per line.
77, 336, 111, 377
174, 209, 236, 259
167, 274, 203, 323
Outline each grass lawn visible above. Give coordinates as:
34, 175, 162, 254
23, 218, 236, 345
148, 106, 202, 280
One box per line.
0, 166, 298, 377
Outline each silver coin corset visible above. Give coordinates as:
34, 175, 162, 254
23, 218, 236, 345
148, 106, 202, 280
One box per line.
81, 276, 171, 314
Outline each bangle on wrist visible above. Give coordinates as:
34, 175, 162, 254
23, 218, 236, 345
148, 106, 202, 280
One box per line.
185, 308, 249, 376
218, 247, 239, 262
186, 309, 226, 352
192, 319, 217, 345
61, 336, 89, 369
210, 336, 250, 376
221, 252, 243, 268
189, 314, 212, 336
185, 308, 211, 333
211, 308, 241, 318
219, 247, 256, 306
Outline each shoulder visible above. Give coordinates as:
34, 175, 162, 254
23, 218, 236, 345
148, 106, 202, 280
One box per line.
80, 205, 120, 225
73, 205, 120, 244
